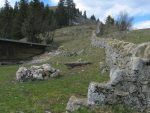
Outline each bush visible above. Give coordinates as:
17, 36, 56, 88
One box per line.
116, 12, 133, 31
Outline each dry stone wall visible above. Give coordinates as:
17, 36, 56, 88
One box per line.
88, 32, 150, 112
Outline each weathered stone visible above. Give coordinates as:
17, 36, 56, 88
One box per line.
50, 69, 60, 78
99, 62, 109, 74
16, 64, 60, 82
16, 67, 29, 82
89, 32, 150, 112
66, 96, 88, 112
88, 82, 107, 106
110, 68, 125, 85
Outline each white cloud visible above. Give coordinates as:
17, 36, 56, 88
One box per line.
1, 0, 150, 29
49, 0, 59, 5
0, 0, 19, 7
2, 0, 150, 20
52, 0, 150, 29
0, 0, 5, 7
72, 0, 150, 21
70, 0, 150, 29
133, 21, 150, 29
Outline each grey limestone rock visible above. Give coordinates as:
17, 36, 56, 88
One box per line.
16, 64, 60, 82
66, 96, 88, 112
89, 33, 150, 112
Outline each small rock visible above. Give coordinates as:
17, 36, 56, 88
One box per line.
66, 96, 88, 112
45, 111, 51, 113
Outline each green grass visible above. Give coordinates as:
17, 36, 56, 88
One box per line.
0, 65, 108, 113
99, 28, 150, 44
72, 105, 135, 113
121, 29, 150, 44
0, 25, 109, 113
117, 29, 150, 44
0, 25, 145, 113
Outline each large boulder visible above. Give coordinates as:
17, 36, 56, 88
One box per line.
16, 64, 60, 82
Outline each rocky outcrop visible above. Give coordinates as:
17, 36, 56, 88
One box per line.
88, 32, 150, 112
16, 64, 60, 82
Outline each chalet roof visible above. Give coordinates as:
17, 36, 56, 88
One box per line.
0, 38, 49, 47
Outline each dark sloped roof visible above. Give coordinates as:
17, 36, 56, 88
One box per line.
0, 38, 49, 47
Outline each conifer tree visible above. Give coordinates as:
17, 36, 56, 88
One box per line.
83, 11, 87, 19
90, 14, 96, 21
22, 0, 44, 42
55, 0, 68, 27
0, 0, 78, 43
12, 0, 28, 39
105, 15, 114, 25
0, 0, 13, 38
64, 0, 76, 25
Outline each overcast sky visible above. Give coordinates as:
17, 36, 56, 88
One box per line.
0, 0, 150, 29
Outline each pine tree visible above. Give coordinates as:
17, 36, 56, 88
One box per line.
12, 0, 28, 39
105, 15, 114, 26
13, 2, 19, 14
0, 0, 79, 42
11, 2, 20, 39
0, 0, 13, 38
42, 5, 55, 31
97, 19, 100, 23
90, 14, 96, 21
83, 11, 87, 19
64, 0, 76, 25
55, 0, 68, 27
22, 0, 44, 42
21, 0, 55, 43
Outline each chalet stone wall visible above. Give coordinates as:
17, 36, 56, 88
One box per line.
88, 32, 150, 112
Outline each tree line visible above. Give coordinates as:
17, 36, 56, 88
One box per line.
0, 0, 78, 43
0, 0, 132, 43
97, 12, 133, 36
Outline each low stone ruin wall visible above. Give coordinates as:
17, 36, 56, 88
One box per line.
16, 64, 60, 82
88, 32, 150, 112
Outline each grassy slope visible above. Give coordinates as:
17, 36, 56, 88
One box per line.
0, 25, 109, 113
114, 28, 150, 44
0, 25, 149, 113
122, 29, 150, 43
